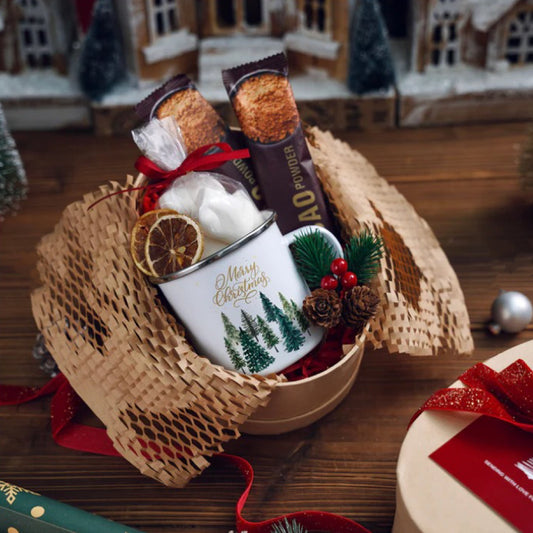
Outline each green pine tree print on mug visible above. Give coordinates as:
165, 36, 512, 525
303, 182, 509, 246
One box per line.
291, 299, 310, 334
279, 292, 295, 320
257, 316, 280, 352
241, 310, 260, 340
221, 312, 240, 343
220, 292, 309, 373
239, 328, 274, 373
275, 306, 305, 352
224, 337, 246, 372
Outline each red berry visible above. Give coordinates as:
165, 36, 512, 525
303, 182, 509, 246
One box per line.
330, 257, 348, 276
321, 275, 338, 290
341, 271, 358, 289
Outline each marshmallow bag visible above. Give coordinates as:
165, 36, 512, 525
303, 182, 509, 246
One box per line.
31, 128, 472, 487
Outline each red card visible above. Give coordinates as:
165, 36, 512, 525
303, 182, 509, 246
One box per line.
431, 416, 533, 533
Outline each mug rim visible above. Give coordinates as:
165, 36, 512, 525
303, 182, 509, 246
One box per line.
150, 210, 276, 284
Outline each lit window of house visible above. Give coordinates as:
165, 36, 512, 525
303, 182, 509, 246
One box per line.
16, 0, 53, 68
505, 8, 533, 65
148, 0, 178, 38
301, 0, 330, 36
428, 0, 461, 67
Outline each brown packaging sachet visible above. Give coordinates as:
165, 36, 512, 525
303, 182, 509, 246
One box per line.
222, 53, 334, 235
136, 74, 263, 208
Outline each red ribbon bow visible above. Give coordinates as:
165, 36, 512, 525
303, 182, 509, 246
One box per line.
89, 142, 250, 211
410, 358, 533, 433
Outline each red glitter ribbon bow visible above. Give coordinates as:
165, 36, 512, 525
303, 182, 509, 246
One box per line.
410, 358, 533, 432
89, 142, 250, 211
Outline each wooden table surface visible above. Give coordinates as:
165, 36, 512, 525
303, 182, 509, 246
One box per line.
1, 122, 532, 533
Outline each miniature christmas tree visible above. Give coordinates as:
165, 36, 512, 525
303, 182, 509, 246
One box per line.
239, 328, 275, 374
225, 337, 246, 372
0, 104, 27, 220
260, 292, 279, 322
291, 299, 310, 334
257, 316, 280, 352
78, 0, 125, 101
347, 0, 396, 95
275, 306, 305, 352
241, 310, 260, 339
279, 292, 296, 320
221, 312, 240, 343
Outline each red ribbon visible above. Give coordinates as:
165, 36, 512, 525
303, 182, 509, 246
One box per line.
219, 453, 370, 533
0, 370, 370, 532
0, 373, 119, 456
88, 142, 250, 211
409, 359, 533, 433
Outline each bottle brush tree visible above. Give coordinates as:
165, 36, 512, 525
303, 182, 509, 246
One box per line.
78, 0, 125, 101
0, 104, 27, 220
347, 0, 396, 94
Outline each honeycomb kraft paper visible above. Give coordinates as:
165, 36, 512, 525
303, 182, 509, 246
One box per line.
31, 129, 473, 487
307, 127, 473, 356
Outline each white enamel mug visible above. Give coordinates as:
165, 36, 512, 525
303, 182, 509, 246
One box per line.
153, 211, 343, 376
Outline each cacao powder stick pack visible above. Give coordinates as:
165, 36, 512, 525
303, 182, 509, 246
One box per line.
136, 74, 263, 207
222, 53, 334, 234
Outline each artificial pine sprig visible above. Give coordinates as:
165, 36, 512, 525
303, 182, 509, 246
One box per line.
344, 230, 383, 285
271, 518, 308, 533
291, 229, 337, 290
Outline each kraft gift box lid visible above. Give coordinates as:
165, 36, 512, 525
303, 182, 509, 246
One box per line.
393, 340, 533, 533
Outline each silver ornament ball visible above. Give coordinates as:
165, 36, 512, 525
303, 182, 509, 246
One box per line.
491, 291, 533, 334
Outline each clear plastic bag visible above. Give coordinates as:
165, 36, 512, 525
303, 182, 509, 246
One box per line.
132, 118, 264, 253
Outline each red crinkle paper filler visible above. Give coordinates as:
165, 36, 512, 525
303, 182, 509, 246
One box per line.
281, 326, 357, 381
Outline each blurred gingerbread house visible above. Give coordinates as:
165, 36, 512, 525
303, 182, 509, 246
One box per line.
0, 0, 532, 131
0, 0, 78, 73
411, 0, 533, 71
399, 0, 533, 125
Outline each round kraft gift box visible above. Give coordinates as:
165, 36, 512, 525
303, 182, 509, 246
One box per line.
131, 171, 369, 436
392, 340, 533, 533
242, 331, 367, 435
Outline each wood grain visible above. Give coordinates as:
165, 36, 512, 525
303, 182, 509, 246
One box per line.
1, 122, 532, 532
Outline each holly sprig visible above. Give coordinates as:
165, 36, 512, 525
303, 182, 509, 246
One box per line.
291, 229, 383, 290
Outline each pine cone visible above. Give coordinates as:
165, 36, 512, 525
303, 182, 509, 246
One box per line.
302, 288, 342, 328
342, 285, 380, 333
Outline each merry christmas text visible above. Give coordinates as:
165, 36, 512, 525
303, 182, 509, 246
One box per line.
213, 262, 270, 308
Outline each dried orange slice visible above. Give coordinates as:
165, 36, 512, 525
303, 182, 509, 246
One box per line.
145, 214, 204, 277
130, 209, 178, 276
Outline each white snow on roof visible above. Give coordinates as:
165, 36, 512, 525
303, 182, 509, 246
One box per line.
199, 36, 284, 84
98, 70, 391, 108
142, 29, 198, 65
467, 0, 519, 32
284, 32, 340, 61
399, 63, 533, 97
0, 70, 83, 99
95, 81, 157, 106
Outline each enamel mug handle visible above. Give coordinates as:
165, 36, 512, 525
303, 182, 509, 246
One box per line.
283, 225, 343, 258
